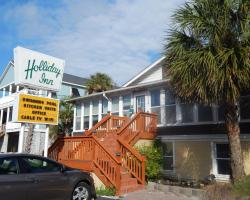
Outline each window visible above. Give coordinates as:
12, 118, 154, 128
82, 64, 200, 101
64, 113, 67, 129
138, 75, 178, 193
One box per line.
162, 142, 174, 171
180, 103, 194, 123
165, 90, 176, 124
75, 104, 81, 130
0, 158, 18, 175
71, 88, 80, 97
215, 144, 231, 175
198, 105, 213, 122
52, 92, 57, 99
92, 100, 99, 126
151, 90, 161, 123
84, 102, 90, 129
111, 97, 119, 116
102, 99, 109, 118
240, 95, 250, 120
218, 105, 225, 121
123, 94, 131, 117
21, 157, 60, 173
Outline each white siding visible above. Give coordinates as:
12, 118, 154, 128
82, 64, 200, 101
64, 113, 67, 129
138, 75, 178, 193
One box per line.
138, 66, 162, 84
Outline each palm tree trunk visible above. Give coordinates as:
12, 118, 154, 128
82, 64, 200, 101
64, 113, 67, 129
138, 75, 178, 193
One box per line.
225, 103, 245, 182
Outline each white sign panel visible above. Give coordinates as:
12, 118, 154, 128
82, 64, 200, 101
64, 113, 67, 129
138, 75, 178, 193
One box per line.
14, 46, 65, 91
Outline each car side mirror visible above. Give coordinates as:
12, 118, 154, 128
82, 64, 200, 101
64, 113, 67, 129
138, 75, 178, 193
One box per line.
60, 165, 67, 173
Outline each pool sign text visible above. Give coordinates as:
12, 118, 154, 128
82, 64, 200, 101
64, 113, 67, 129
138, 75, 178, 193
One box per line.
13, 93, 59, 125
14, 46, 65, 91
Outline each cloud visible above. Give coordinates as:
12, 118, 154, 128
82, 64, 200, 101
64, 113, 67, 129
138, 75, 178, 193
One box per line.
2, 0, 186, 85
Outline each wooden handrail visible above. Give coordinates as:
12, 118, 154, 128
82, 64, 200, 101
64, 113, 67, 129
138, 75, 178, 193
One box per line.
117, 112, 141, 135
118, 138, 145, 184
48, 135, 121, 190
85, 114, 111, 136
117, 138, 144, 161
48, 111, 158, 194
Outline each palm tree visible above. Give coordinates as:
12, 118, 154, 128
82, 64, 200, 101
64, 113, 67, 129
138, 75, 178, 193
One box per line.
164, 0, 250, 181
50, 99, 74, 140
86, 73, 114, 94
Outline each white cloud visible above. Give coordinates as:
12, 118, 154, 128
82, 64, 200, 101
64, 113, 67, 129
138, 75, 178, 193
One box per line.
3, 0, 186, 85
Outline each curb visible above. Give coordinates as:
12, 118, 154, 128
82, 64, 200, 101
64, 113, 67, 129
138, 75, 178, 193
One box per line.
147, 181, 204, 199
98, 195, 123, 199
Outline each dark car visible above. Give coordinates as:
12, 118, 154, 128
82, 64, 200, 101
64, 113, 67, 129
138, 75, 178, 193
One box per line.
0, 153, 96, 200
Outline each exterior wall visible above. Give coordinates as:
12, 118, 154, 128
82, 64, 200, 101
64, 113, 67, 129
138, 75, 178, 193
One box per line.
175, 141, 212, 181
138, 66, 162, 85
91, 173, 106, 189
134, 139, 154, 148
242, 141, 250, 175
57, 84, 71, 99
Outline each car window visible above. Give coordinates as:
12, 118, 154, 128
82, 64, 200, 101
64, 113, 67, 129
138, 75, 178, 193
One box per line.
21, 157, 61, 173
0, 158, 19, 175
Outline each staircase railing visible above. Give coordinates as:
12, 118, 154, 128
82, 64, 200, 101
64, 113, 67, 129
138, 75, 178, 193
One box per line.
92, 136, 121, 189
86, 114, 128, 138
48, 136, 121, 191
118, 138, 145, 184
48, 111, 157, 194
117, 112, 157, 144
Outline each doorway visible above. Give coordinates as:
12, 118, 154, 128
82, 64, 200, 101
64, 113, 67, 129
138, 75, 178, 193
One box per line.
7, 132, 19, 152
136, 95, 145, 112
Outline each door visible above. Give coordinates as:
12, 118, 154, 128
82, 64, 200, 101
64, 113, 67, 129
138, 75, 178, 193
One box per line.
0, 157, 28, 200
19, 156, 70, 200
136, 95, 145, 112
7, 132, 19, 152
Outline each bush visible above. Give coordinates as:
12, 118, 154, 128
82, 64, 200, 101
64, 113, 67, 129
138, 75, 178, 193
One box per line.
96, 186, 116, 196
233, 175, 250, 197
136, 140, 163, 181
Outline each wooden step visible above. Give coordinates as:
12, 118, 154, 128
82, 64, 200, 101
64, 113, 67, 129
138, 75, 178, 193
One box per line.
121, 178, 138, 186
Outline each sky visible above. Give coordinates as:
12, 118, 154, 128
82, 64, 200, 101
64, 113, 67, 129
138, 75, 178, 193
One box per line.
0, 0, 186, 86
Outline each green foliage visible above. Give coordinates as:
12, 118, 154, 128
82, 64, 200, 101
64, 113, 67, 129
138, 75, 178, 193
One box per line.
86, 73, 114, 94
49, 98, 74, 140
164, 0, 249, 181
164, 0, 250, 105
136, 141, 163, 181
96, 186, 116, 196
233, 175, 250, 196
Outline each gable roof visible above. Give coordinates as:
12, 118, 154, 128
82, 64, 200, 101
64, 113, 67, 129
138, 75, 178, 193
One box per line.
122, 56, 165, 87
62, 73, 88, 87
0, 60, 14, 84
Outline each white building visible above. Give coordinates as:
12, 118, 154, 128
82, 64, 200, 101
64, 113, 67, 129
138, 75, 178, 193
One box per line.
0, 60, 88, 154
70, 57, 250, 182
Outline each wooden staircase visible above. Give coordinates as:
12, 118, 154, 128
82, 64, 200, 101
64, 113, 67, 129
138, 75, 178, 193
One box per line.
48, 112, 157, 195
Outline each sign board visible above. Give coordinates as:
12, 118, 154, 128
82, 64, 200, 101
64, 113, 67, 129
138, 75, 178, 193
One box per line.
13, 93, 59, 125
14, 46, 65, 91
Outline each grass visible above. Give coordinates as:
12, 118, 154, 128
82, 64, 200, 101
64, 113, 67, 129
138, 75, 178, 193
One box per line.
96, 186, 116, 196
233, 175, 250, 197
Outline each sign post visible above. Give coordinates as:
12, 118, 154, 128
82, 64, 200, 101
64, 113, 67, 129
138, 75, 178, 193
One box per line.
44, 91, 52, 157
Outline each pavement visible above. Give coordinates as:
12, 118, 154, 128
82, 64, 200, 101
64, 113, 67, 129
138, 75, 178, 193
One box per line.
97, 189, 199, 200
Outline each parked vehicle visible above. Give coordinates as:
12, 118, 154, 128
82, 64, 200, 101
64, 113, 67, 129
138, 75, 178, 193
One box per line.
0, 153, 96, 200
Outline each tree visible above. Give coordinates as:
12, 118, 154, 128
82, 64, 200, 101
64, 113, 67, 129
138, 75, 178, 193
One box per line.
164, 0, 250, 181
50, 99, 74, 140
86, 73, 114, 94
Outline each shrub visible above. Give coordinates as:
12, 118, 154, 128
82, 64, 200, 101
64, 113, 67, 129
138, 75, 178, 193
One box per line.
96, 186, 116, 196
233, 175, 250, 197
136, 140, 163, 181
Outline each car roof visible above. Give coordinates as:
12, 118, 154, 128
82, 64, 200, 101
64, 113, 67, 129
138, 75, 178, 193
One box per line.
0, 153, 58, 162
